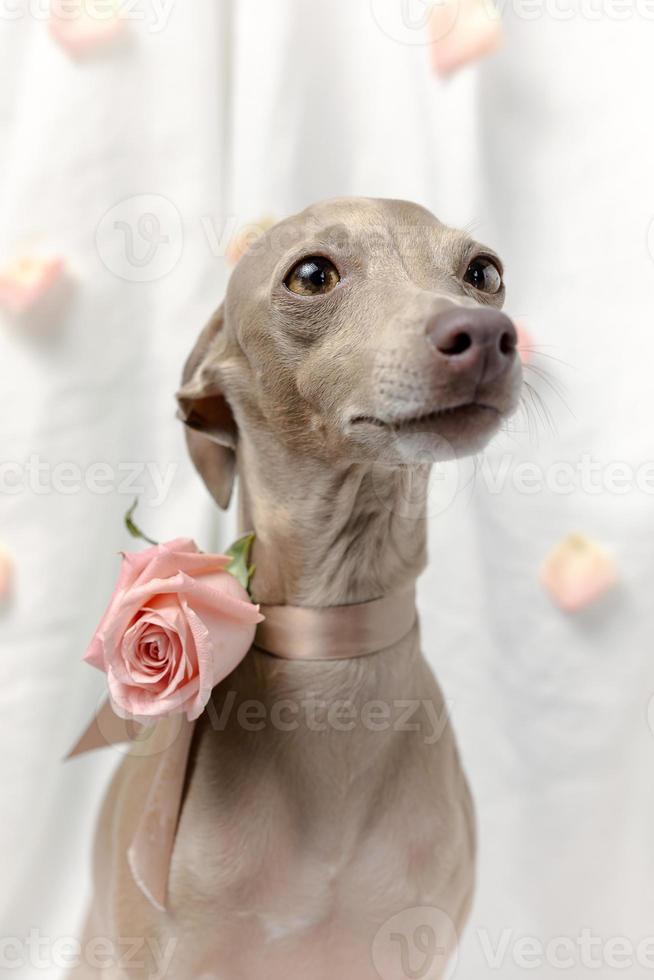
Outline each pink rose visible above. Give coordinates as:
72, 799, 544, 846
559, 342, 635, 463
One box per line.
49, 0, 123, 57
540, 534, 617, 613
0, 255, 64, 314
429, 0, 502, 77
84, 538, 263, 722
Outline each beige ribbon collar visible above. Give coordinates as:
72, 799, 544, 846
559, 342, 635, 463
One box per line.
255, 587, 417, 660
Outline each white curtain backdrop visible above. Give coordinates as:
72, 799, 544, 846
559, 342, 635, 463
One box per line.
1, 2, 653, 977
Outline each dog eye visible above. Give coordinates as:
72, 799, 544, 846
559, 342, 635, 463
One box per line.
284, 256, 340, 296
463, 256, 503, 295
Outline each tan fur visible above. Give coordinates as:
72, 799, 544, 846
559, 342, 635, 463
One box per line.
72, 198, 521, 979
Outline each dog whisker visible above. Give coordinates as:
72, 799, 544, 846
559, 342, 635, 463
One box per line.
523, 364, 570, 409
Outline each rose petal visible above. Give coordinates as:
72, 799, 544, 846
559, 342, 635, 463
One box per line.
130, 548, 230, 591
0, 256, 64, 315
182, 573, 262, 688
429, 0, 503, 78
49, 0, 123, 56
83, 546, 161, 670
157, 626, 194, 699
115, 602, 189, 683
177, 604, 215, 719
121, 617, 186, 688
110, 571, 263, 633
142, 595, 195, 635
540, 534, 617, 612
108, 671, 201, 722
83, 540, 227, 670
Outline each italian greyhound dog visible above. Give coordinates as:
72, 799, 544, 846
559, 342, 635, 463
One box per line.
73, 197, 521, 979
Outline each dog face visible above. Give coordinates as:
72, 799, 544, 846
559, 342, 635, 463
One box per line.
178, 197, 522, 506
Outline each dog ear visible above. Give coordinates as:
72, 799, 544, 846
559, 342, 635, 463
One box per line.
176, 304, 237, 509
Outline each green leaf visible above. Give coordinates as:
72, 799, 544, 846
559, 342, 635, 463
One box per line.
225, 532, 256, 593
124, 498, 159, 547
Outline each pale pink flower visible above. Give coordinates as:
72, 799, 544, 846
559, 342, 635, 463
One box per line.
0, 256, 64, 314
429, 0, 503, 77
540, 534, 617, 612
84, 539, 263, 722
49, 0, 123, 56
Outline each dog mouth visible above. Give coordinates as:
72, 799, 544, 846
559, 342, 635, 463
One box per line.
350, 402, 500, 432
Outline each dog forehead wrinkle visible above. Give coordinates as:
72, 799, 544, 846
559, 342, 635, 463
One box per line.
318, 221, 358, 248
294, 197, 442, 246
405, 225, 467, 284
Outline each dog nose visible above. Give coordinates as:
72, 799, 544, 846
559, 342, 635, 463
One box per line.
426, 308, 517, 384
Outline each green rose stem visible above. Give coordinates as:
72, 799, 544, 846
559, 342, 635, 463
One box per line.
123, 498, 256, 597
124, 498, 158, 547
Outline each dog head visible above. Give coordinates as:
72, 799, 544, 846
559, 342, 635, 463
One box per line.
177, 197, 522, 508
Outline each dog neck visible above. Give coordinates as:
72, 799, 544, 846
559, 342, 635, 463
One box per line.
237, 434, 429, 607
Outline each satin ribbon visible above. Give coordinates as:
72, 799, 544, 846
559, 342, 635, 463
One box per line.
68, 588, 417, 911
254, 587, 416, 660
